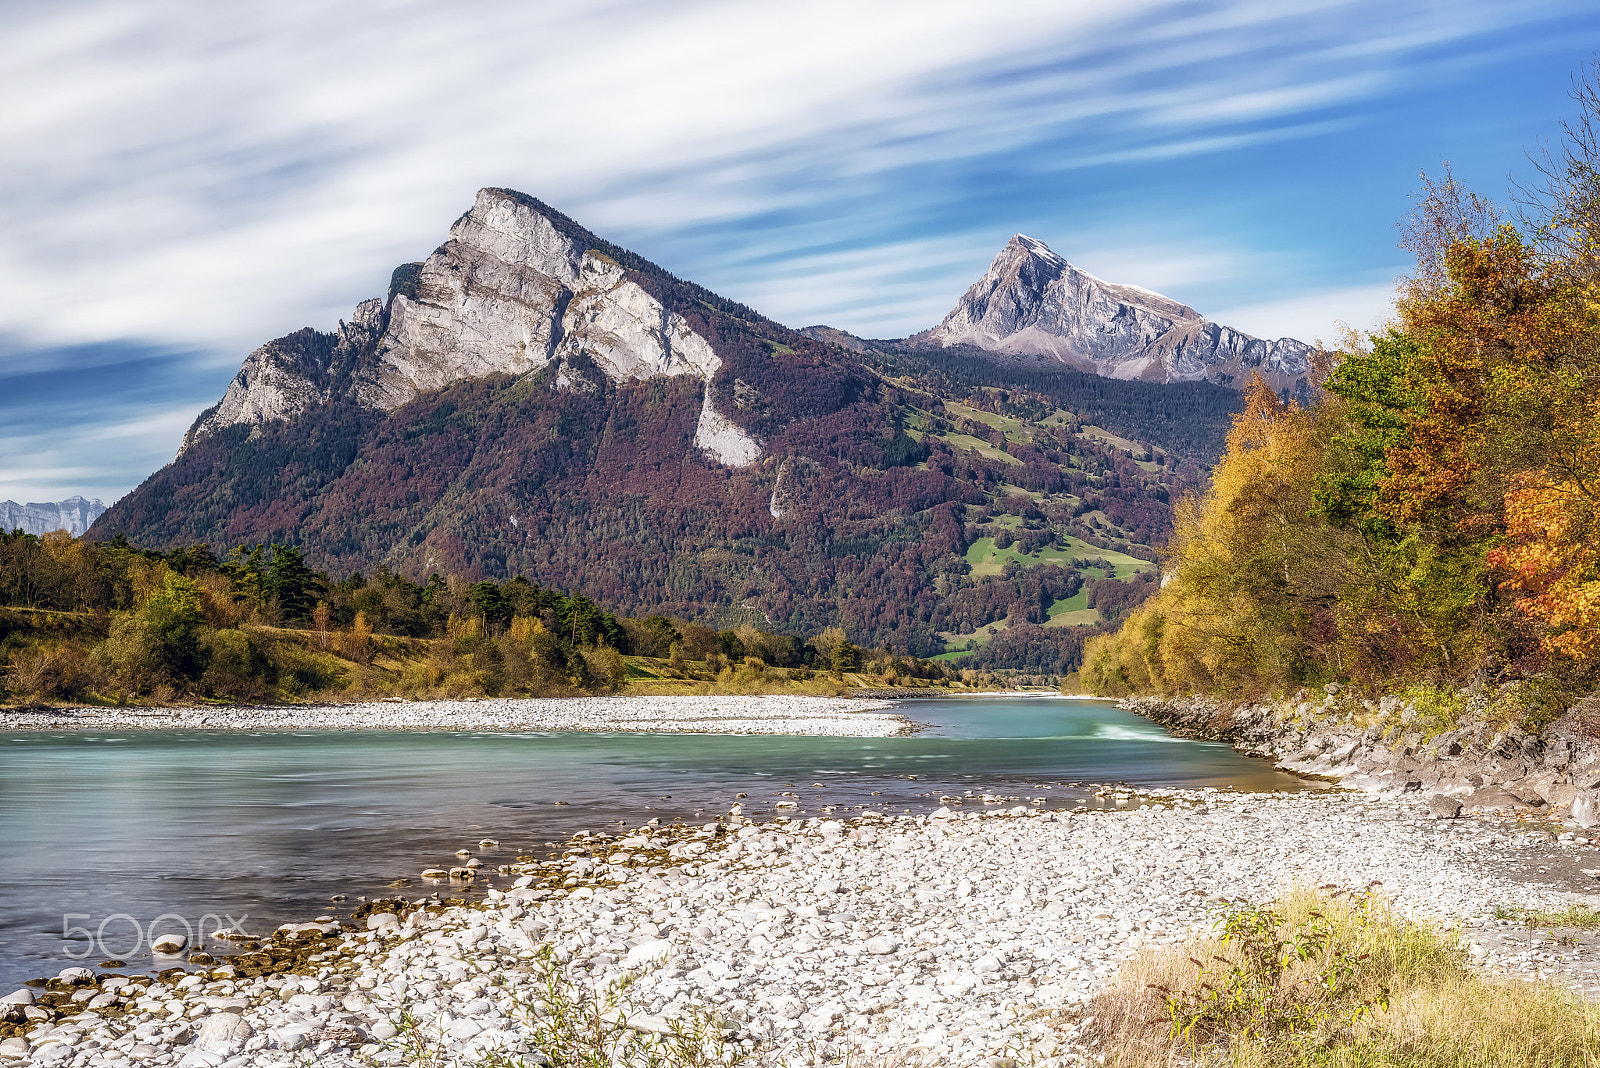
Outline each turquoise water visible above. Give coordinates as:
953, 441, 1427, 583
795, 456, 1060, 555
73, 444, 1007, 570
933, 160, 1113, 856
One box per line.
0, 696, 1307, 986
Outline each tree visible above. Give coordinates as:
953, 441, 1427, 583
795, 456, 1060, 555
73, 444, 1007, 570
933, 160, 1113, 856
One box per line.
312, 601, 331, 649
266, 545, 321, 623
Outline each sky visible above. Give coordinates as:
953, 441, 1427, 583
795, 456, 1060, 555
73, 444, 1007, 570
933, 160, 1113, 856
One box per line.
4, 0, 1600, 507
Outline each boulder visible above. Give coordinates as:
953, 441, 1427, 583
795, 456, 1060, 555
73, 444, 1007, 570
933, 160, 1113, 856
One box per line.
1573, 792, 1600, 828
193, 1012, 252, 1052
1427, 794, 1462, 819
1464, 785, 1524, 812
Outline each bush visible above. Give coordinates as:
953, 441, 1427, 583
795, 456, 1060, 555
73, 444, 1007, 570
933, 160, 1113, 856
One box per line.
1093, 888, 1600, 1067
4, 643, 100, 701
198, 628, 274, 701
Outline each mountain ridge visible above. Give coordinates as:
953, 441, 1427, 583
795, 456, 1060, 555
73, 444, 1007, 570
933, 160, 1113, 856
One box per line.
901, 233, 1316, 397
1, 496, 107, 537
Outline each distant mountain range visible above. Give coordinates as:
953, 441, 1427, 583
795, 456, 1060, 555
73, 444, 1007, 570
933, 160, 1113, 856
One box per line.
89, 189, 1262, 667
3, 496, 106, 537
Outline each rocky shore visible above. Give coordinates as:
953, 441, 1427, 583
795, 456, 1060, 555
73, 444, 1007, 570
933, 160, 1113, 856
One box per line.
6, 790, 1600, 1068
1118, 691, 1600, 824
0, 696, 906, 737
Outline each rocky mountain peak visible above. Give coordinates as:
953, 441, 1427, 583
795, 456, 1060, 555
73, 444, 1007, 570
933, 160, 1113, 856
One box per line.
181, 188, 761, 468
914, 234, 1311, 394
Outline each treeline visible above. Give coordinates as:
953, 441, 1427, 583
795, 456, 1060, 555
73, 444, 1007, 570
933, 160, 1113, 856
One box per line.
0, 532, 949, 705
1082, 79, 1600, 717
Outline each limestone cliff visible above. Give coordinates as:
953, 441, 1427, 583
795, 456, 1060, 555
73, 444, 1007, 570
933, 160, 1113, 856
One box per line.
0, 496, 106, 537
911, 234, 1315, 395
181, 189, 760, 468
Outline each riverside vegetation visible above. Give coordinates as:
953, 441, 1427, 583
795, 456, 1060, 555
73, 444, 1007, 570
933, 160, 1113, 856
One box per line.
0, 534, 961, 707
1081, 69, 1600, 727
1071, 68, 1600, 1067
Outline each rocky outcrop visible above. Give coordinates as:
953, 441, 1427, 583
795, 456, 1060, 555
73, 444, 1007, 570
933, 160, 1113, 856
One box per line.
181, 188, 760, 467
911, 234, 1314, 394
1123, 690, 1600, 823
0, 497, 106, 537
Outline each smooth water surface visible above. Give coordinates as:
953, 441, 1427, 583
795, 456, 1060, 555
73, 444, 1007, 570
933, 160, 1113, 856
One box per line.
0, 696, 1307, 986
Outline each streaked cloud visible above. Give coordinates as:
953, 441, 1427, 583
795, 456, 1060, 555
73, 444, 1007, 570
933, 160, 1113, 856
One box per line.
1, 0, 1597, 500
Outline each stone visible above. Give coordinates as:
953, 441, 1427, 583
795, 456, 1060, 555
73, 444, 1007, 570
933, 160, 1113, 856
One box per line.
193, 1012, 252, 1051
625, 939, 672, 968
0, 989, 33, 1006
150, 934, 186, 955
1574, 793, 1600, 828
1428, 794, 1463, 819
366, 913, 401, 930
1464, 785, 1524, 812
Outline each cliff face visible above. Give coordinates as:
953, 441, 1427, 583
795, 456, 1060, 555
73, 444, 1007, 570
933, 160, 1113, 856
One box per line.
180, 189, 759, 468
0, 497, 106, 537
912, 235, 1315, 396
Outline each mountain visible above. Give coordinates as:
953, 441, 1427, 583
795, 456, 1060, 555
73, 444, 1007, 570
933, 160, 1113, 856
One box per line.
905, 234, 1316, 398
90, 189, 1229, 669
179, 188, 761, 467
2, 496, 106, 537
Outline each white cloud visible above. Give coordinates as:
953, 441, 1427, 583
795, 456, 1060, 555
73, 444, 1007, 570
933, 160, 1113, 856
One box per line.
1207, 280, 1403, 344
0, 399, 197, 505
0, 0, 1582, 355
0, 0, 1592, 500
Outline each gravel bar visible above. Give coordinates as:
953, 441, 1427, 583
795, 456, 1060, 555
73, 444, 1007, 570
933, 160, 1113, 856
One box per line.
0, 696, 907, 736
9, 791, 1600, 1067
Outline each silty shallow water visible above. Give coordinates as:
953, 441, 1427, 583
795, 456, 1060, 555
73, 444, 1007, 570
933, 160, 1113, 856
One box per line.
0, 695, 1311, 987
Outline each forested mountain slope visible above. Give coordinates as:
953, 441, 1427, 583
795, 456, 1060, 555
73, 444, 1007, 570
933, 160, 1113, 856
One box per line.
92, 190, 1229, 668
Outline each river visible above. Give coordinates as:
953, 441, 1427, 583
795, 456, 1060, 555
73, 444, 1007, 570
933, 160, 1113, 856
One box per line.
0, 695, 1310, 987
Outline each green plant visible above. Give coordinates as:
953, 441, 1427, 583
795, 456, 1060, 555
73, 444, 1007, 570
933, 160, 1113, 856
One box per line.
379, 946, 751, 1068
1152, 898, 1389, 1047
1096, 888, 1600, 1068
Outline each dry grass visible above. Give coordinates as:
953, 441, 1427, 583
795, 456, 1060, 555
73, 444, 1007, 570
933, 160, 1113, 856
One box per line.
1092, 888, 1600, 1068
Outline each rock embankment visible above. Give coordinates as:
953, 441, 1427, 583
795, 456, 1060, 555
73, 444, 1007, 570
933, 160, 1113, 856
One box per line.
1122, 691, 1600, 823
5, 793, 1598, 1068
1, 696, 906, 736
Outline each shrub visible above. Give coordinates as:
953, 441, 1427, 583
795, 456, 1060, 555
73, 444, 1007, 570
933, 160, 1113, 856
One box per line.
1093, 888, 1600, 1067
197, 628, 273, 701
4, 643, 100, 701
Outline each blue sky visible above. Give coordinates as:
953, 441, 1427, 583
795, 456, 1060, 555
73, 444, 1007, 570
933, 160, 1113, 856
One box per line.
4, 0, 1600, 506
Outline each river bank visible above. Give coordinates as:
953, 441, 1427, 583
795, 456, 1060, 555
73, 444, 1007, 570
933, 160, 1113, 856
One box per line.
1119, 691, 1600, 825
0, 696, 906, 736
7, 790, 1600, 1068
